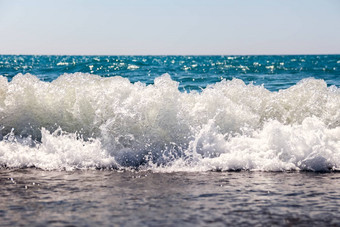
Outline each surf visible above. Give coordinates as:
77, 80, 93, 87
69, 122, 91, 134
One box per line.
0, 73, 339, 171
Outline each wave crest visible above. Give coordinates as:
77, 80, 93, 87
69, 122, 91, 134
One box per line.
0, 73, 339, 171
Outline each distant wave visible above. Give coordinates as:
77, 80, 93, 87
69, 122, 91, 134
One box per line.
0, 73, 339, 171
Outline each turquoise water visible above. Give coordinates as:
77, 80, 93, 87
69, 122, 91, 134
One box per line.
1, 55, 339, 91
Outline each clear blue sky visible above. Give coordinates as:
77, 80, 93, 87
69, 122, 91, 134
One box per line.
0, 0, 339, 55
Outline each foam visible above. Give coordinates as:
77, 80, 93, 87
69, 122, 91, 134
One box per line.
0, 73, 339, 171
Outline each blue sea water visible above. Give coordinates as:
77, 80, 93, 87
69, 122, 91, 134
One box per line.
0, 55, 340, 226
1, 55, 339, 91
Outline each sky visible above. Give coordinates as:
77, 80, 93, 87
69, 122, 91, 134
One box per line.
0, 0, 339, 55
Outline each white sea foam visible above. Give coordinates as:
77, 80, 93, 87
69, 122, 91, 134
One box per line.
0, 128, 116, 170
0, 73, 339, 171
127, 64, 139, 70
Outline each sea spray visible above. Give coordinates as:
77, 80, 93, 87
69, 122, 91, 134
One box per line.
0, 73, 339, 171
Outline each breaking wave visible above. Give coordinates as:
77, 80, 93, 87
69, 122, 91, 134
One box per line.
0, 73, 339, 171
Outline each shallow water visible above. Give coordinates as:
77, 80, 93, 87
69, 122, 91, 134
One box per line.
1, 169, 340, 226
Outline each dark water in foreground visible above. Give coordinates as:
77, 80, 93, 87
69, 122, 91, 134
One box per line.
1, 170, 340, 226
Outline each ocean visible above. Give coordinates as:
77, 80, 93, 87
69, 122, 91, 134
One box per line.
0, 55, 340, 226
